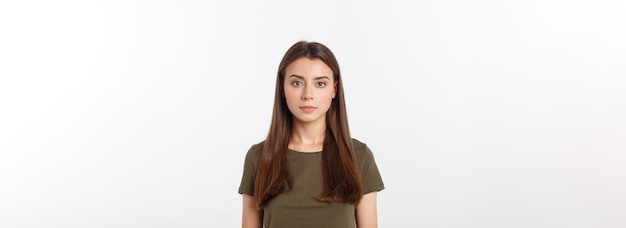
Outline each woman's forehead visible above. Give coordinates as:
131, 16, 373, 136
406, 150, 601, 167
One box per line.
285, 58, 333, 79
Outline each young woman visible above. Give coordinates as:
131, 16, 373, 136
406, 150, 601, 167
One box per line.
238, 41, 384, 228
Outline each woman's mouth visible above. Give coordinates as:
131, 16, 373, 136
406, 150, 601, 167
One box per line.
299, 106, 317, 113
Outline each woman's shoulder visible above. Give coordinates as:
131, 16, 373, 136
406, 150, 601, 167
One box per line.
351, 138, 371, 157
351, 138, 366, 148
250, 140, 265, 151
244, 141, 265, 161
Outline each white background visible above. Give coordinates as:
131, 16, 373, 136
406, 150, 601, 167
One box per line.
1, 0, 625, 227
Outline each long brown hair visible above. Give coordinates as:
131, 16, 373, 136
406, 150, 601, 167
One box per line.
253, 41, 362, 208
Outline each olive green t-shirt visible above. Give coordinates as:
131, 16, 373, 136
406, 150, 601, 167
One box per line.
238, 139, 385, 228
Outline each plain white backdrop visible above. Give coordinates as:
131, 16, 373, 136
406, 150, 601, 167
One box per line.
1, 0, 625, 227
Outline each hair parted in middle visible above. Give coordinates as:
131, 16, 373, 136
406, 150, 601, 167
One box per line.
253, 41, 363, 208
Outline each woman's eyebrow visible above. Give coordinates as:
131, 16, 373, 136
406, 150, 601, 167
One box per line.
288, 74, 304, 79
288, 74, 330, 80
314, 76, 330, 80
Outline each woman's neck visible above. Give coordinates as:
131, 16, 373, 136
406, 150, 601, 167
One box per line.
289, 118, 326, 152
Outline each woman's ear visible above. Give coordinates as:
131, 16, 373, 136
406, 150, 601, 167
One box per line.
332, 81, 338, 98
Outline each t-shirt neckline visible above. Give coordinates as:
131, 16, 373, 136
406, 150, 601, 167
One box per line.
287, 148, 322, 154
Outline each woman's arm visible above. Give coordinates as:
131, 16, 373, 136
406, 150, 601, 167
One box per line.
242, 194, 263, 228
355, 192, 378, 228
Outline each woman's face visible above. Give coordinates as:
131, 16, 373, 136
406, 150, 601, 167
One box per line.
283, 57, 336, 124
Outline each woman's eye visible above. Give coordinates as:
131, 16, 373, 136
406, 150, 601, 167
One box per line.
316, 82, 326, 87
292, 81, 302, 86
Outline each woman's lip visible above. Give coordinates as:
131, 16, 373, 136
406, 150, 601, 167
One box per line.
299, 106, 317, 112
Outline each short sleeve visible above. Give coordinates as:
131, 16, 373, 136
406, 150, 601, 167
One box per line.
238, 143, 261, 196
358, 144, 385, 194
